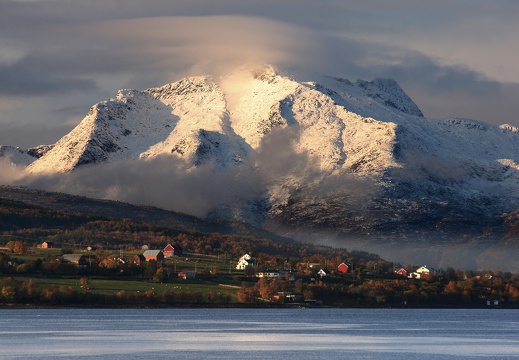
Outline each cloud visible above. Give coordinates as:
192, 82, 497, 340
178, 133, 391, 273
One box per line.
253, 126, 378, 217
8, 126, 317, 220
0, 157, 25, 185
0, 53, 97, 96
0, 122, 75, 148
8, 123, 375, 222
85, 16, 314, 83
14, 155, 265, 219
289, 35, 519, 124
1, 0, 518, 150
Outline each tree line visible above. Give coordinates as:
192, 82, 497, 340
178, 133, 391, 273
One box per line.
3, 246, 519, 307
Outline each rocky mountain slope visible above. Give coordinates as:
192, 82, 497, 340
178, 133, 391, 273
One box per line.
3, 64, 519, 270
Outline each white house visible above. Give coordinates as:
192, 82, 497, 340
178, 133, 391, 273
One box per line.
236, 254, 254, 270
317, 269, 330, 277
257, 271, 280, 279
409, 265, 430, 279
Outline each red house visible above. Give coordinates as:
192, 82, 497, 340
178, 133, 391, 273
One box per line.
163, 244, 183, 258
142, 250, 165, 263
394, 268, 409, 277
41, 241, 54, 249
337, 262, 352, 274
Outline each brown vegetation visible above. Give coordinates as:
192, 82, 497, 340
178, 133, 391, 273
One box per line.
1, 194, 518, 308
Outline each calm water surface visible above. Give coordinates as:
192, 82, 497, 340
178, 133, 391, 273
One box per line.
0, 308, 518, 359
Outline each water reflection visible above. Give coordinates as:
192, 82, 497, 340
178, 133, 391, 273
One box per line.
1, 308, 518, 359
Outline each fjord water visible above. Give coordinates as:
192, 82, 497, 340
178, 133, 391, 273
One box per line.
1, 308, 518, 359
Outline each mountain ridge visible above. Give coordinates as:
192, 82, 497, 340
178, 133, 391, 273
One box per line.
2, 64, 519, 271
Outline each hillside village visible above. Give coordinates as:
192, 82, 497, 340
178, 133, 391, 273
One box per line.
1, 192, 519, 307
40, 241, 436, 282
2, 237, 518, 308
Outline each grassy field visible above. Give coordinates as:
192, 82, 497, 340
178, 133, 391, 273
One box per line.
12, 275, 241, 301
3, 249, 251, 305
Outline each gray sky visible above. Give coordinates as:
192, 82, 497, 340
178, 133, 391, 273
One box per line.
1, 0, 518, 148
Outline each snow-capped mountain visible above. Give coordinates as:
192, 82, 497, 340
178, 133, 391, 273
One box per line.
8, 64, 519, 270
26, 65, 427, 174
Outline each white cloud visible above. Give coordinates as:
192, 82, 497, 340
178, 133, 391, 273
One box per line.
0, 158, 25, 185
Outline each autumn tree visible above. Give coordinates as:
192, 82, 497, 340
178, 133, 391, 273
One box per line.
237, 285, 259, 303
256, 277, 274, 300
444, 267, 457, 281
153, 267, 168, 283
79, 277, 91, 289
144, 260, 158, 279
0, 252, 10, 272
98, 256, 118, 270
1, 285, 16, 302
6, 241, 27, 255
20, 278, 40, 301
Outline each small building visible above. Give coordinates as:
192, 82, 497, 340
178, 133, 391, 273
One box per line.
394, 268, 409, 277
62, 254, 88, 268
41, 241, 54, 249
487, 299, 500, 307
273, 292, 304, 303
8, 258, 20, 267
318, 268, 331, 277
409, 266, 430, 279
257, 271, 280, 279
337, 262, 353, 274
236, 254, 254, 270
142, 250, 165, 263
163, 244, 183, 258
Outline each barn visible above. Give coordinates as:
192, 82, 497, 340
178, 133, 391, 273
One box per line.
337, 262, 353, 274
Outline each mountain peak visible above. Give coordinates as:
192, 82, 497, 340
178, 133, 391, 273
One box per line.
355, 78, 424, 117
147, 75, 218, 102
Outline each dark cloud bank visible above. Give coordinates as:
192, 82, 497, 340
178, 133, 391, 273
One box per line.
1, 1, 518, 149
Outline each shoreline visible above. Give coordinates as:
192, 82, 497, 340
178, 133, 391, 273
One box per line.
1, 303, 515, 310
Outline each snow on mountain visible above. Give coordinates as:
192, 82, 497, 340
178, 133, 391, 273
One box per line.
14, 64, 519, 270
26, 76, 248, 173
145, 76, 248, 168
0, 145, 53, 167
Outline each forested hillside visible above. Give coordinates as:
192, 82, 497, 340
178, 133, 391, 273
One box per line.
0, 187, 373, 261
0, 185, 287, 241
